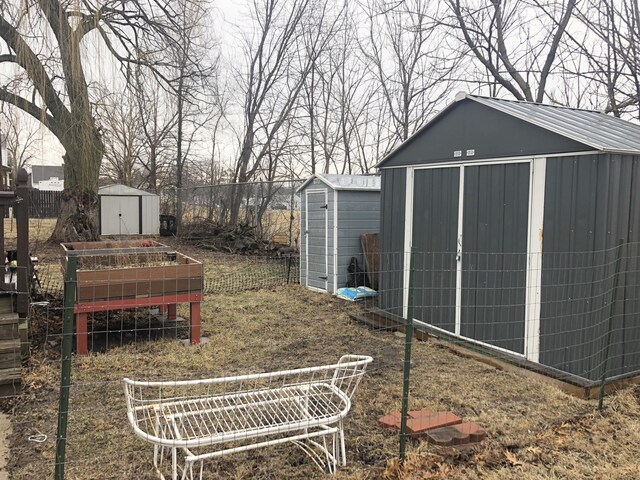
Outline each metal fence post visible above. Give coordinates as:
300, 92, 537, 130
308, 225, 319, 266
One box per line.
55, 254, 77, 480
598, 239, 625, 410
399, 248, 416, 462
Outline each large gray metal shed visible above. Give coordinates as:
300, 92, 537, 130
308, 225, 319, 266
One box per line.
377, 93, 640, 383
298, 174, 380, 293
99, 184, 160, 236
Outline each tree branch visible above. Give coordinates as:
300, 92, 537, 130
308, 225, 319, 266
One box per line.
0, 87, 59, 134
535, 0, 577, 103
0, 13, 70, 122
449, 0, 526, 100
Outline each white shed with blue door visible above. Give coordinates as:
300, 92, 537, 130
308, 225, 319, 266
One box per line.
99, 184, 160, 236
297, 174, 380, 293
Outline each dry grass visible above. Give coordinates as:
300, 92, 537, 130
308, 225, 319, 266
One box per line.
2, 218, 57, 247
4, 283, 640, 479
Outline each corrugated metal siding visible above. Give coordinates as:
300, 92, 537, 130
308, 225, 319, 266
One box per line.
379, 101, 590, 168
141, 195, 160, 235
540, 154, 640, 380
412, 168, 460, 331
379, 169, 406, 316
461, 163, 529, 353
335, 191, 380, 289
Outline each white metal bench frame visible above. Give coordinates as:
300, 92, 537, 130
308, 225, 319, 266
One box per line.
124, 355, 373, 480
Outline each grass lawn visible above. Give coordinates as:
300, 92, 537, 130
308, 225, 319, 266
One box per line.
4, 281, 640, 479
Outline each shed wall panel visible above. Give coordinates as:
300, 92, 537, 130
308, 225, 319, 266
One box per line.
335, 191, 380, 289
379, 169, 406, 316
540, 154, 640, 380
141, 195, 160, 235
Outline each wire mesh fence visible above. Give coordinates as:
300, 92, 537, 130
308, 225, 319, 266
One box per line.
356, 243, 640, 387
2, 239, 640, 479
37, 253, 300, 298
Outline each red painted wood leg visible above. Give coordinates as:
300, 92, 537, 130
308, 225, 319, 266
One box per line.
158, 305, 167, 314
190, 302, 201, 345
167, 304, 177, 320
76, 313, 88, 355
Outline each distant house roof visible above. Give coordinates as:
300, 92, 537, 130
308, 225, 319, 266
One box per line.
297, 173, 381, 193
377, 94, 640, 168
99, 184, 157, 196
31, 165, 64, 184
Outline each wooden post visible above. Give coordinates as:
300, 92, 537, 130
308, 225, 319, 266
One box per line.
75, 313, 88, 355
167, 304, 177, 320
190, 302, 201, 344
15, 169, 29, 317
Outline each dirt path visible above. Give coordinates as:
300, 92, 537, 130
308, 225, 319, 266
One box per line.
0, 412, 10, 480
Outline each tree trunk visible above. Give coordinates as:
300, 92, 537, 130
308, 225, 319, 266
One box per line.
50, 132, 103, 243
50, 189, 100, 242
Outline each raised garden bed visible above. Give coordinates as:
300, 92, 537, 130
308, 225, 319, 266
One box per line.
61, 240, 203, 302
60, 240, 204, 355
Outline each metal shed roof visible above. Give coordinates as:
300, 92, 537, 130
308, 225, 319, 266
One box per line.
297, 173, 381, 193
377, 94, 640, 168
469, 95, 640, 153
98, 184, 158, 196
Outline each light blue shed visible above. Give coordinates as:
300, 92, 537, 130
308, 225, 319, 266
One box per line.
297, 174, 381, 293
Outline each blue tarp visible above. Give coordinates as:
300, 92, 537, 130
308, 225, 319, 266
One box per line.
335, 287, 378, 302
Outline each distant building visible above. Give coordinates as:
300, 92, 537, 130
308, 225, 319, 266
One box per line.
0, 133, 12, 190
30, 165, 64, 191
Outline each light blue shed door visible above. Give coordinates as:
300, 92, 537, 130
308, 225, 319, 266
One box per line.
306, 190, 328, 290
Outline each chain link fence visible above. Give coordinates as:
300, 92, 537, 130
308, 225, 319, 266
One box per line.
161, 180, 303, 247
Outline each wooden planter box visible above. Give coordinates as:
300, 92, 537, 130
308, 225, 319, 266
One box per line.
61, 241, 203, 303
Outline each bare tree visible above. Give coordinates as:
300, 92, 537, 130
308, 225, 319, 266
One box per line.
0, 0, 201, 240
96, 90, 145, 187
0, 108, 38, 186
170, 0, 219, 228
447, 0, 577, 103
570, 0, 640, 118
134, 69, 178, 193
228, 0, 342, 226
362, 0, 456, 149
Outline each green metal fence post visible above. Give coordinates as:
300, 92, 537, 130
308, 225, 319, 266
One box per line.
55, 254, 77, 480
399, 248, 416, 462
598, 239, 625, 411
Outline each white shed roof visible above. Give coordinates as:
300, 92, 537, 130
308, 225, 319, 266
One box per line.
297, 173, 381, 193
98, 184, 158, 196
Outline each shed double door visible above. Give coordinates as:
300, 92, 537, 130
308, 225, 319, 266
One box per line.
100, 195, 141, 235
411, 163, 530, 354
